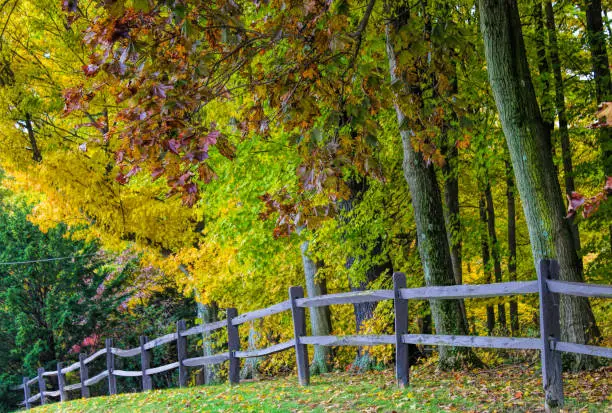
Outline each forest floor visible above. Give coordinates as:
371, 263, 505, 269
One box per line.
31, 361, 609, 412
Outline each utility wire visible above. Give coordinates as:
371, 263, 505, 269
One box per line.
0, 253, 98, 265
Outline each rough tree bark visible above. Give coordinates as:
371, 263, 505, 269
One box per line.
479, 0, 600, 370
385, 2, 477, 369
299, 238, 332, 375
583, 0, 612, 176
544, 0, 581, 252
505, 159, 519, 335
479, 194, 495, 335
196, 301, 220, 384
533, 0, 555, 138
484, 183, 506, 330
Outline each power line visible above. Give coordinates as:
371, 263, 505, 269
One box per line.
0, 253, 98, 265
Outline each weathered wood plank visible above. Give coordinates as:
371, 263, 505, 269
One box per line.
180, 320, 226, 337
57, 362, 67, 402
79, 353, 90, 398
401, 334, 540, 349
112, 347, 141, 358
63, 383, 82, 392
22, 377, 30, 409
235, 340, 295, 358
45, 390, 60, 398
83, 348, 107, 364
11, 384, 24, 391
300, 335, 395, 346
41, 371, 57, 377
83, 370, 108, 386
555, 341, 612, 359
399, 281, 539, 300
231, 300, 292, 326
296, 290, 394, 308
61, 361, 80, 374
537, 259, 564, 410
26, 377, 37, 386
546, 279, 612, 298
145, 362, 180, 375
176, 320, 188, 387
143, 332, 177, 350
289, 286, 309, 386
182, 353, 230, 367
106, 338, 117, 395
140, 336, 152, 391
227, 308, 240, 385
113, 370, 143, 377
393, 272, 410, 388
27, 392, 41, 403
37, 368, 46, 405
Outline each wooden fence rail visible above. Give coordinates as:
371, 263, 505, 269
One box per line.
8, 259, 612, 411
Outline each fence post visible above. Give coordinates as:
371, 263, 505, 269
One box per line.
79, 353, 90, 398
37, 367, 46, 405
22, 377, 30, 409
57, 362, 67, 402
140, 336, 152, 391
226, 308, 240, 385
537, 259, 564, 411
106, 338, 117, 395
177, 320, 188, 387
393, 272, 410, 388
289, 286, 309, 386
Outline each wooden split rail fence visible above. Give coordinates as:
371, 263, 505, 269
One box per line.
9, 259, 612, 411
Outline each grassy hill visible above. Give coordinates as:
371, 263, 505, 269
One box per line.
31, 363, 609, 412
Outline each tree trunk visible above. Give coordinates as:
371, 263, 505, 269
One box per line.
300, 239, 332, 375
582, 0, 612, 255
583, 0, 612, 175
533, 0, 554, 138
479, 0, 600, 370
506, 159, 519, 335
479, 194, 495, 335
484, 183, 506, 331
385, 6, 476, 369
196, 301, 220, 384
240, 323, 262, 380
545, 0, 581, 252
442, 144, 463, 287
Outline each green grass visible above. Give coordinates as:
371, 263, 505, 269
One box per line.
32, 363, 609, 412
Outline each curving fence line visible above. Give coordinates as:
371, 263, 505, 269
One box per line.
8, 259, 612, 411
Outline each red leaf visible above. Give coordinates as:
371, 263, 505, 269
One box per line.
83, 64, 99, 77
167, 138, 180, 154
115, 173, 128, 184
152, 83, 173, 98
151, 167, 165, 180
565, 192, 585, 219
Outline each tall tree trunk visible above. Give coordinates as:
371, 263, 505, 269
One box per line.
196, 301, 220, 384
545, 0, 581, 252
385, 4, 477, 369
441, 140, 469, 329
479, 194, 496, 335
583, 0, 612, 175
300, 239, 332, 375
582, 0, 612, 255
479, 0, 600, 370
484, 183, 506, 330
533, 1, 554, 137
442, 144, 462, 287
505, 159, 519, 335
240, 323, 262, 380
